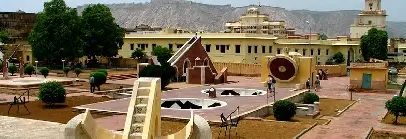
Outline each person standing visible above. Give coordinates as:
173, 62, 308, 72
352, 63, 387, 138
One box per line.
315, 75, 320, 92
306, 78, 311, 89
90, 76, 95, 93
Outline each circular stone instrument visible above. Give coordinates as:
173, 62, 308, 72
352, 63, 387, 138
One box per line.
268, 56, 298, 82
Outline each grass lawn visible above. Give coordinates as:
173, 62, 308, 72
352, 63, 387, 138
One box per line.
370, 130, 406, 139
381, 112, 406, 125
319, 98, 356, 116
160, 119, 314, 139
0, 96, 111, 124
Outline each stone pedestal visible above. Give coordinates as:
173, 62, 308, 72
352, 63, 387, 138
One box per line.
208, 87, 216, 98
314, 102, 320, 112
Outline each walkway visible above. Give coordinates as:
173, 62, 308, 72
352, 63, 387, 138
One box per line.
0, 116, 64, 139
301, 77, 403, 139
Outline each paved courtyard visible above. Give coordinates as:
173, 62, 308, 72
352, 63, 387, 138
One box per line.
77, 76, 302, 130
0, 116, 64, 139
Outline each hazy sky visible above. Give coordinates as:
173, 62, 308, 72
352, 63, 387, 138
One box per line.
0, 0, 404, 21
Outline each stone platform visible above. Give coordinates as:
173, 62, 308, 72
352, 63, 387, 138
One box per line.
0, 76, 73, 88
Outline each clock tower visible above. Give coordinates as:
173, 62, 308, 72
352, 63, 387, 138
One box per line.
350, 0, 387, 39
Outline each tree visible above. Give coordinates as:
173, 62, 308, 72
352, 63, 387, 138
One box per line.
28, 0, 84, 62
0, 30, 10, 43
40, 67, 49, 78
38, 81, 66, 105
332, 52, 345, 64
273, 100, 297, 121
131, 48, 146, 61
82, 4, 124, 58
90, 72, 107, 90
152, 45, 173, 64
24, 65, 35, 77
63, 67, 70, 76
139, 64, 175, 89
385, 97, 406, 124
360, 28, 388, 61
74, 68, 82, 77
318, 33, 328, 40
8, 64, 17, 76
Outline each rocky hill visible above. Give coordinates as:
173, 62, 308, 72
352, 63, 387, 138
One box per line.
76, 1, 406, 38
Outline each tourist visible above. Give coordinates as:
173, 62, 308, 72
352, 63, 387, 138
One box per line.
90, 75, 95, 93
318, 69, 324, 80
267, 75, 276, 94
315, 75, 320, 92
306, 78, 311, 89
324, 69, 329, 80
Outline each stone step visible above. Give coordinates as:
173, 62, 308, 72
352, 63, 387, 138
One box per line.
131, 123, 144, 133
135, 87, 150, 96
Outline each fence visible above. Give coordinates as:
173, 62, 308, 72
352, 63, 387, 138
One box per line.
213, 62, 347, 77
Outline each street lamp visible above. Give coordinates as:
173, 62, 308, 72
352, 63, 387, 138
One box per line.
35, 61, 38, 76
62, 59, 65, 69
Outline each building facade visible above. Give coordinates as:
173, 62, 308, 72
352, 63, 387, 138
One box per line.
225, 7, 293, 38
121, 33, 361, 65
350, 0, 387, 39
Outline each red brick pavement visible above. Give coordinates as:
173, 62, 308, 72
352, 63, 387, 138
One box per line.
301, 77, 405, 139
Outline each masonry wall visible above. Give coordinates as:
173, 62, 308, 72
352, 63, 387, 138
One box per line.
350, 68, 387, 90
173, 37, 217, 80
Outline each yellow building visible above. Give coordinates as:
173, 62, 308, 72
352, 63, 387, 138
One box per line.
121, 32, 361, 65
350, 0, 387, 39
225, 7, 293, 38
350, 62, 388, 90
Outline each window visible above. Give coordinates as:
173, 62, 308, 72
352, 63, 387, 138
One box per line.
277, 48, 281, 54
368, 21, 372, 25
262, 46, 266, 53
311, 49, 314, 55
226, 45, 230, 50
303, 49, 306, 56
269, 46, 272, 53
216, 45, 219, 50
205, 44, 211, 52
146, 44, 148, 48
130, 44, 134, 50
169, 44, 173, 51
248, 46, 252, 53
254, 46, 258, 53
295, 49, 299, 52
235, 45, 241, 53
177, 44, 182, 48
141, 44, 146, 50
326, 49, 329, 55
317, 49, 321, 55
26, 55, 30, 62
220, 45, 226, 53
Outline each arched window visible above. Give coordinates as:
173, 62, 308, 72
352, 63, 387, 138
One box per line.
203, 58, 209, 66
183, 59, 191, 74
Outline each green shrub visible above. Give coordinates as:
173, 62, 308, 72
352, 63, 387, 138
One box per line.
63, 67, 70, 76
139, 63, 175, 89
8, 64, 17, 76
38, 81, 66, 105
96, 69, 108, 76
303, 92, 320, 104
74, 68, 82, 77
24, 64, 35, 77
0, 61, 3, 72
40, 67, 49, 78
385, 97, 406, 124
90, 72, 107, 90
273, 100, 297, 121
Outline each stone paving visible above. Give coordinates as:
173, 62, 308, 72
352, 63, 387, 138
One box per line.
301, 77, 406, 139
81, 76, 302, 130
0, 116, 64, 139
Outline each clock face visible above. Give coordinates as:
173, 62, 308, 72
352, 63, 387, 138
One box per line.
269, 57, 297, 81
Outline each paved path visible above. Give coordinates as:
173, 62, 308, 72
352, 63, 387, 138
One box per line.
301, 77, 405, 139
0, 116, 64, 139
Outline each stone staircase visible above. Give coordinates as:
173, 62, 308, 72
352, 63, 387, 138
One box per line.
107, 73, 138, 80
122, 78, 161, 139
167, 36, 198, 66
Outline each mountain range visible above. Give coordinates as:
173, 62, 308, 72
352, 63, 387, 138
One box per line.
76, 1, 406, 38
